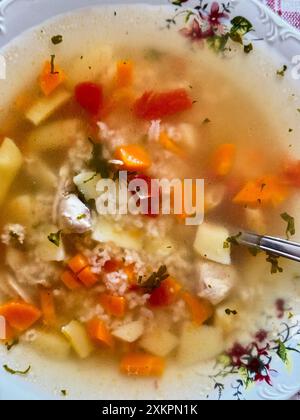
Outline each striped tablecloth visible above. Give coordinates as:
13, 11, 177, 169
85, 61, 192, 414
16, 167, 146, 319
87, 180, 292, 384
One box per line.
263, 0, 300, 28
261, 0, 300, 401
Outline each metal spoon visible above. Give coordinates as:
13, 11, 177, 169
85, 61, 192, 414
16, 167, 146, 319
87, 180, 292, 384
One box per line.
239, 232, 300, 263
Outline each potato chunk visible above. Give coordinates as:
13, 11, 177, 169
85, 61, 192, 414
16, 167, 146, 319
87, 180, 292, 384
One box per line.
194, 222, 231, 265
0, 138, 23, 207
62, 320, 93, 359
26, 89, 71, 126
178, 323, 224, 365
27, 119, 80, 152
139, 328, 179, 357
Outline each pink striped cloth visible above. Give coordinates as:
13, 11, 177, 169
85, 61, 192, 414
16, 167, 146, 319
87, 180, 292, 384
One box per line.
262, 0, 300, 29
260, 0, 300, 401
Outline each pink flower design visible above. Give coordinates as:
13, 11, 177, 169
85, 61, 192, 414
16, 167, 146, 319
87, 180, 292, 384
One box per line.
200, 2, 229, 26
180, 18, 213, 42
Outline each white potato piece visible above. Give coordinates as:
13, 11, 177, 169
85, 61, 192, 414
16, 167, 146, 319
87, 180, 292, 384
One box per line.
139, 328, 179, 357
26, 89, 71, 126
66, 46, 113, 89
35, 225, 65, 262
62, 320, 94, 359
194, 222, 231, 265
112, 320, 144, 343
178, 323, 225, 365
0, 138, 23, 207
26, 157, 57, 190
73, 172, 102, 201
33, 330, 71, 359
27, 118, 80, 152
244, 208, 266, 235
6, 194, 33, 226
92, 218, 143, 251
197, 262, 236, 305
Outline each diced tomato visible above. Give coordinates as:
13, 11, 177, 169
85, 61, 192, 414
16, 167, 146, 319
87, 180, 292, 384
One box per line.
75, 82, 103, 115
104, 259, 121, 273
133, 89, 193, 120
149, 278, 182, 307
130, 174, 160, 218
283, 160, 300, 187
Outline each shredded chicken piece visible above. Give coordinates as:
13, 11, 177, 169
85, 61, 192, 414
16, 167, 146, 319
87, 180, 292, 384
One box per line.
1, 224, 25, 245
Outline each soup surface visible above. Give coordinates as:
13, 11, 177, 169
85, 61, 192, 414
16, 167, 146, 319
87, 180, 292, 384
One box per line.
0, 3, 300, 398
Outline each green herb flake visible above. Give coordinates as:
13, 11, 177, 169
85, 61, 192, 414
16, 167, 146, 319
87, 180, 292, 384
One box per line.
202, 118, 211, 124
225, 309, 238, 316
244, 43, 253, 54
281, 212, 295, 239
145, 48, 163, 61
266, 252, 283, 274
48, 230, 62, 247
289, 128, 293, 133
89, 138, 110, 179
61, 389, 68, 397
277, 65, 288, 77
276, 340, 288, 364
297, 109, 300, 113
77, 214, 87, 220
50, 54, 59, 75
224, 232, 242, 249
248, 246, 261, 257
51, 35, 63, 45
230, 16, 253, 37
139, 265, 169, 291
3, 364, 31, 375
5, 338, 19, 351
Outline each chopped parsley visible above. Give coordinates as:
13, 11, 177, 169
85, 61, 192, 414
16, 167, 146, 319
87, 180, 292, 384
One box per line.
281, 212, 295, 239
244, 43, 253, 54
297, 109, 300, 113
139, 265, 169, 291
289, 128, 293, 133
50, 54, 59, 74
51, 35, 63, 45
89, 138, 110, 178
223, 232, 242, 249
266, 252, 283, 274
225, 308, 238, 316
5, 338, 19, 351
77, 214, 87, 220
48, 230, 62, 247
202, 118, 211, 124
3, 364, 31, 375
277, 65, 288, 77
61, 389, 68, 397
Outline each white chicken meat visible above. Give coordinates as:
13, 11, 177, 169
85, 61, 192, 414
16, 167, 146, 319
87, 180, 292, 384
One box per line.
58, 194, 92, 234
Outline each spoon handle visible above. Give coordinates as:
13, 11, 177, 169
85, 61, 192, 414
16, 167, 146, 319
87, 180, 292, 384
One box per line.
239, 232, 300, 263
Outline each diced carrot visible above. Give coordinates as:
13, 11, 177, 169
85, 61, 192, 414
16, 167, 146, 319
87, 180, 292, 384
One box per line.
149, 277, 182, 307
116, 60, 134, 88
99, 293, 126, 318
123, 263, 136, 284
77, 266, 99, 288
87, 318, 114, 348
181, 292, 213, 326
0, 320, 15, 342
211, 144, 236, 177
159, 131, 186, 158
233, 175, 289, 207
115, 144, 152, 171
120, 352, 165, 376
68, 254, 89, 275
39, 289, 56, 326
133, 89, 193, 120
39, 61, 66, 96
0, 301, 41, 332
60, 270, 82, 290
283, 160, 300, 187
